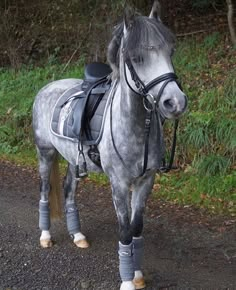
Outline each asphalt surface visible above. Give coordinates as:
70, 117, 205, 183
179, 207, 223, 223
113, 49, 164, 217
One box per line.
0, 161, 236, 290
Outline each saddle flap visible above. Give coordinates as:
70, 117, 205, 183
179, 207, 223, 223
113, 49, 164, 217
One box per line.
71, 95, 87, 137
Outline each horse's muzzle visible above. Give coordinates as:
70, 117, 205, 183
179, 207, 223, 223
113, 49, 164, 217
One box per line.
160, 93, 188, 119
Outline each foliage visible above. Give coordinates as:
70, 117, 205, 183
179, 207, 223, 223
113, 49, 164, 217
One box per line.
157, 33, 235, 214
0, 0, 232, 68
0, 33, 235, 214
191, 0, 225, 11
153, 170, 236, 216
173, 33, 235, 175
0, 61, 84, 154
194, 154, 231, 176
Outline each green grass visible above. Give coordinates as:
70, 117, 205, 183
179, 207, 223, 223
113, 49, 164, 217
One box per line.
153, 170, 236, 216
0, 33, 235, 215
0, 61, 84, 155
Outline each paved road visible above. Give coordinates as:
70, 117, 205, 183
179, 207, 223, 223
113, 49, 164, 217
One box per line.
0, 161, 236, 290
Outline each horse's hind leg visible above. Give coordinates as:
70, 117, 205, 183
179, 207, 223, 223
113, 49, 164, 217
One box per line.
131, 171, 156, 289
63, 163, 89, 248
37, 146, 57, 248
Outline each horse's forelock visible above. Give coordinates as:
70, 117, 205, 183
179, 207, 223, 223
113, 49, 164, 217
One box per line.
107, 15, 175, 77
123, 16, 175, 58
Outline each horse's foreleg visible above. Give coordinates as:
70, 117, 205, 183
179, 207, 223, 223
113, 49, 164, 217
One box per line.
111, 179, 136, 290
37, 147, 57, 248
64, 163, 89, 248
131, 171, 156, 289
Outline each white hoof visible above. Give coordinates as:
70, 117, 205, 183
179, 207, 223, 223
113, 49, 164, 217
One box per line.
133, 271, 146, 289
133, 277, 146, 289
73, 232, 90, 248
120, 281, 136, 290
40, 231, 52, 248
40, 239, 53, 248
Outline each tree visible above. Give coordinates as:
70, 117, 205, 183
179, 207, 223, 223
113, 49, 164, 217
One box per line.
226, 0, 236, 45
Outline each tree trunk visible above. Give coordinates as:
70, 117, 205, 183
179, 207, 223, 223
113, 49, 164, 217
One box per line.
226, 0, 236, 45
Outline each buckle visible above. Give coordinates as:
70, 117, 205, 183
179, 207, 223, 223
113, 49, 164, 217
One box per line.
143, 93, 156, 111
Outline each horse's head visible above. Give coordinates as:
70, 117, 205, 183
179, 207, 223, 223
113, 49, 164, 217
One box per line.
107, 1, 188, 119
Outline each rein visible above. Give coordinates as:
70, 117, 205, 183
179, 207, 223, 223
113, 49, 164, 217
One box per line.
110, 53, 181, 177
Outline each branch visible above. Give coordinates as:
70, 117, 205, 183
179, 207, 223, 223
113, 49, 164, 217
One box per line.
176, 29, 209, 37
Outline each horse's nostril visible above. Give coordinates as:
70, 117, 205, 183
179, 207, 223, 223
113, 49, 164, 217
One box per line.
163, 99, 176, 112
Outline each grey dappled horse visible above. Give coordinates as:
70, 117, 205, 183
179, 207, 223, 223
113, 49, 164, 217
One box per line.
33, 3, 187, 290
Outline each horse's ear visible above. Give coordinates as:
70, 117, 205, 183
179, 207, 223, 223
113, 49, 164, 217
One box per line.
149, 0, 162, 22
124, 6, 135, 31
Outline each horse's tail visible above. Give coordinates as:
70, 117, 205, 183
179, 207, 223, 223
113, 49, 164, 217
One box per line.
49, 154, 62, 220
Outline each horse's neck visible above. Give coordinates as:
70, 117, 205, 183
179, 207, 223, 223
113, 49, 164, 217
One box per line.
114, 82, 146, 132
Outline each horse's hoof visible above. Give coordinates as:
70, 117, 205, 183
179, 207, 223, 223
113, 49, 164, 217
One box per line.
40, 239, 53, 248
74, 239, 90, 248
133, 277, 146, 289
120, 281, 135, 290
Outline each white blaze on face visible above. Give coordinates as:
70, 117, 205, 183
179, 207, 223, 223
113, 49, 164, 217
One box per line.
126, 48, 187, 119
140, 49, 174, 84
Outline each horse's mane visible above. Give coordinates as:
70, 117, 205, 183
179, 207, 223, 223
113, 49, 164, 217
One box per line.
107, 15, 176, 79
107, 23, 124, 79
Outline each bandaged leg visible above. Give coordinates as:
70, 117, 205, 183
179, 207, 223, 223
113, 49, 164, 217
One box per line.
39, 200, 50, 230
133, 236, 145, 289
65, 203, 80, 235
39, 200, 52, 248
133, 236, 144, 271
65, 203, 89, 248
119, 242, 135, 290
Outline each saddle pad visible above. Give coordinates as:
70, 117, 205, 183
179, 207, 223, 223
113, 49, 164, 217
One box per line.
51, 84, 82, 142
50, 81, 116, 146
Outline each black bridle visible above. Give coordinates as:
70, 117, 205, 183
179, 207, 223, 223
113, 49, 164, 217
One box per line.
124, 55, 179, 100
110, 52, 182, 177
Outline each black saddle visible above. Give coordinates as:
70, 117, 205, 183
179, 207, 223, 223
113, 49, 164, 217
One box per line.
84, 62, 112, 82
50, 62, 113, 172
51, 62, 112, 144
81, 62, 112, 93
71, 62, 112, 140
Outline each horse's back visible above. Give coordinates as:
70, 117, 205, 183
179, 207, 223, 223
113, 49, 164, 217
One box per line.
35, 78, 82, 102
33, 78, 83, 148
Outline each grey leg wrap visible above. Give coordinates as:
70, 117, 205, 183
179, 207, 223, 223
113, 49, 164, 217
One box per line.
133, 237, 144, 271
65, 204, 80, 235
39, 200, 50, 230
118, 242, 134, 282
